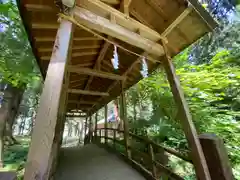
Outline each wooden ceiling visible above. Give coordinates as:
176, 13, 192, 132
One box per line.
17, 0, 217, 115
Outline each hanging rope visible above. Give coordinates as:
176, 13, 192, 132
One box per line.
58, 13, 165, 63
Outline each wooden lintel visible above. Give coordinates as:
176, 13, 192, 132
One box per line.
78, 0, 162, 42
38, 45, 100, 53
66, 114, 86, 118
41, 52, 97, 60
71, 52, 98, 57
35, 37, 100, 42
73, 6, 164, 56
25, 4, 56, 12
68, 66, 125, 80
32, 23, 59, 29
68, 100, 96, 105
68, 89, 109, 96
100, 0, 120, 5
71, 63, 93, 67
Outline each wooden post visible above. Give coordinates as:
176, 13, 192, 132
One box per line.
84, 117, 88, 144
23, 19, 73, 180
94, 112, 98, 141
89, 115, 93, 142
199, 133, 234, 180
161, 40, 211, 180
104, 104, 108, 144
113, 129, 116, 150
148, 143, 157, 178
49, 61, 72, 179
120, 83, 131, 159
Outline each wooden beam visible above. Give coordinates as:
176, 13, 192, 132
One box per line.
24, 19, 73, 180
38, 45, 100, 53
25, 4, 55, 12
84, 40, 111, 91
68, 89, 109, 96
68, 100, 96, 105
35, 37, 100, 42
100, 0, 120, 5
68, 66, 125, 80
71, 63, 93, 67
187, 0, 218, 30
129, 8, 178, 54
41, 52, 97, 60
73, 7, 164, 56
120, 0, 132, 15
161, 7, 193, 37
78, 0, 162, 42
65, 114, 86, 118
71, 51, 98, 57
161, 40, 211, 180
32, 23, 58, 29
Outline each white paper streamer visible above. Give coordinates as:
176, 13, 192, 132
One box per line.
111, 45, 119, 70
140, 56, 148, 78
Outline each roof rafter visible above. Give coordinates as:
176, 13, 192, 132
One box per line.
68, 89, 109, 96
35, 37, 100, 42
38, 45, 100, 52
68, 100, 96, 105
68, 66, 125, 81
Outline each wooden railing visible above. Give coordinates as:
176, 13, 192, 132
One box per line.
92, 128, 193, 180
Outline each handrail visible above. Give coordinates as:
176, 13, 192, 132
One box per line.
96, 128, 192, 163
129, 132, 192, 163
94, 127, 191, 180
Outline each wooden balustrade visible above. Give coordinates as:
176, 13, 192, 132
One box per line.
93, 127, 192, 180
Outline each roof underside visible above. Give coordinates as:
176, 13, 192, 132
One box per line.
18, 0, 217, 115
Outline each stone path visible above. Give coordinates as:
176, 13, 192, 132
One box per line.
55, 144, 146, 180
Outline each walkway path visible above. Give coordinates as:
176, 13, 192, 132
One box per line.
55, 144, 146, 180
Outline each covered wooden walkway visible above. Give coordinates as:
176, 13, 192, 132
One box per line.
55, 144, 145, 180
15, 0, 236, 180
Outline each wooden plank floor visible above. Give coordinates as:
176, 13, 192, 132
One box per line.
55, 144, 146, 180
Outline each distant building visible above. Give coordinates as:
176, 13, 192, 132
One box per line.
96, 101, 121, 129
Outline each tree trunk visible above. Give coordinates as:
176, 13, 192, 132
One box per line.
0, 84, 16, 167
4, 86, 24, 145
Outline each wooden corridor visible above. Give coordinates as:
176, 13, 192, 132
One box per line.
16, 0, 223, 180
55, 144, 146, 180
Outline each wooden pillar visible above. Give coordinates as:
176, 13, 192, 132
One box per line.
104, 104, 108, 144
94, 112, 98, 141
89, 115, 93, 142
120, 83, 131, 158
84, 117, 88, 144
161, 40, 211, 180
48, 70, 71, 179
199, 133, 234, 180
24, 19, 73, 180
